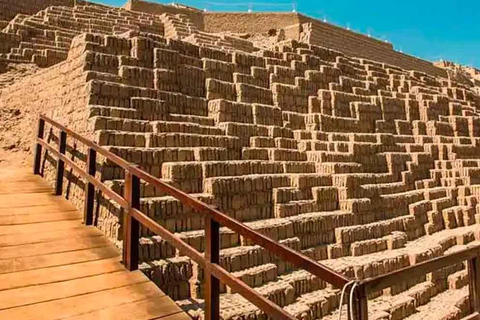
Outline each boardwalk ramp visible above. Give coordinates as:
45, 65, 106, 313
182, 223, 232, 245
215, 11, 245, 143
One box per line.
0, 166, 190, 320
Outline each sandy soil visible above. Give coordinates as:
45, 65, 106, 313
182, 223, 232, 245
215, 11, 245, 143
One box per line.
0, 63, 40, 166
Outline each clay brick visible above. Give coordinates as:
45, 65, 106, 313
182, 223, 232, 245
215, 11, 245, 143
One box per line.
6, 9, 480, 318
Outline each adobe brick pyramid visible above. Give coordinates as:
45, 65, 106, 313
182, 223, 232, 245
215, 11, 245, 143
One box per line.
1, 0, 480, 319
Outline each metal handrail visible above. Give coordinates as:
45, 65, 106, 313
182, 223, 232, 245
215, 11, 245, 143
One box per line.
355, 243, 480, 320
33, 114, 351, 320
360, 244, 480, 293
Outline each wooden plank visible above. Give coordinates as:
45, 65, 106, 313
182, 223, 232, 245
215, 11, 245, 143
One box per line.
0, 270, 150, 310
0, 184, 51, 192
0, 192, 59, 201
0, 211, 80, 225
0, 188, 51, 195
153, 312, 192, 320
0, 198, 64, 208
0, 203, 77, 216
63, 295, 183, 320
0, 236, 113, 260
0, 219, 83, 235
0, 226, 102, 247
0, 185, 52, 194
0, 181, 53, 193
0, 177, 42, 183
0, 181, 47, 187
0, 282, 163, 320
0, 180, 43, 185
0, 171, 42, 182
0, 176, 47, 184
0, 257, 123, 291
0, 246, 119, 274
0, 180, 49, 186
0, 166, 189, 319
0, 193, 76, 209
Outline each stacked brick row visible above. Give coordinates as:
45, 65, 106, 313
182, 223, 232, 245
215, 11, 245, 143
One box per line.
301, 21, 447, 78
159, 12, 257, 53
0, 2, 164, 68
0, 0, 75, 22
4, 4, 479, 318
141, 8, 447, 79
64, 28, 480, 320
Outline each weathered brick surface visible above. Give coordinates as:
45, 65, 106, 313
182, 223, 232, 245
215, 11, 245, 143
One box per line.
0, 2, 164, 68
1, 2, 480, 320
128, 1, 447, 77
67, 31, 480, 319
0, 0, 76, 22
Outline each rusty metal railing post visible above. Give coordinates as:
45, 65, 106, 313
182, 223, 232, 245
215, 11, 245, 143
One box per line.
84, 148, 97, 225
33, 118, 45, 175
205, 216, 220, 320
468, 256, 480, 314
354, 285, 369, 320
55, 130, 67, 195
123, 170, 140, 271
31, 115, 358, 320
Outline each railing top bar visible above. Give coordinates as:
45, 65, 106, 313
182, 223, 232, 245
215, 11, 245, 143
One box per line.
462, 312, 480, 320
130, 208, 296, 319
40, 114, 131, 170
361, 243, 480, 292
128, 165, 351, 288
130, 208, 205, 266
39, 114, 350, 288
208, 263, 297, 320
37, 138, 130, 208
39, 114, 480, 320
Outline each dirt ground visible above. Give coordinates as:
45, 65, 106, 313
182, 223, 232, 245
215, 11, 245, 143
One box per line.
0, 63, 40, 167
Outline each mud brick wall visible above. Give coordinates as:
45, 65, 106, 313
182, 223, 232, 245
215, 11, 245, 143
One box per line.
2, 2, 479, 318
0, 19, 8, 29
0, 2, 164, 69
170, 9, 447, 78
126, 1, 298, 34
298, 16, 447, 78
126, 1, 448, 79
297, 15, 393, 54
63, 29, 480, 320
0, 35, 92, 146
0, 58, 6, 73
125, 0, 204, 29
203, 12, 300, 34
0, 0, 77, 22
0, 33, 94, 215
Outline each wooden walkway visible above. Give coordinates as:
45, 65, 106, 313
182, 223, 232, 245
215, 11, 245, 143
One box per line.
0, 166, 190, 320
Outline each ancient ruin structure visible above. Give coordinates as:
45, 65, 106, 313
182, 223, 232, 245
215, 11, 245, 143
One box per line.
1, 0, 480, 319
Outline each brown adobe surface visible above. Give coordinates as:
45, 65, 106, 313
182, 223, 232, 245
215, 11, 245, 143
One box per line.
1, 1, 480, 320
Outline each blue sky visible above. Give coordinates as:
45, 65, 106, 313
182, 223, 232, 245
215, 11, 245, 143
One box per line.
97, 0, 480, 68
